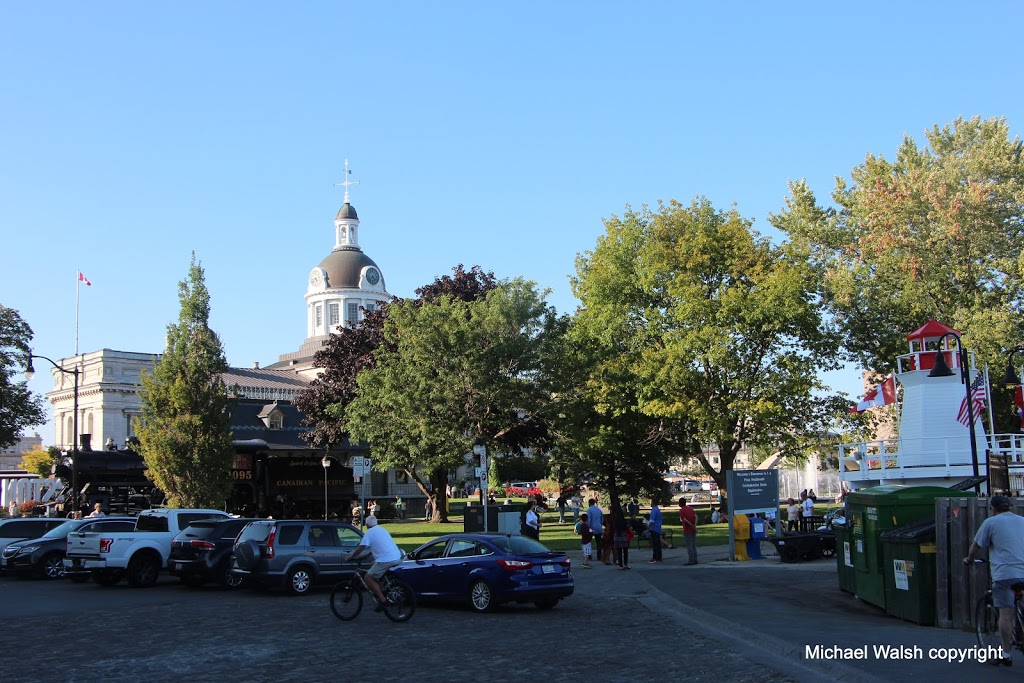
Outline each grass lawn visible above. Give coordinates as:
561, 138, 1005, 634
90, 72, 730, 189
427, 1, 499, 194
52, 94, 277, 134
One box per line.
380, 499, 841, 553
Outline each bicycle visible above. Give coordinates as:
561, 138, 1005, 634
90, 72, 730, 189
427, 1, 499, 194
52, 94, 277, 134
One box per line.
330, 563, 416, 623
974, 560, 1024, 657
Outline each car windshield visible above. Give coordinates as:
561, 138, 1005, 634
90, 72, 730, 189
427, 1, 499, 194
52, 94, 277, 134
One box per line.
39, 520, 83, 539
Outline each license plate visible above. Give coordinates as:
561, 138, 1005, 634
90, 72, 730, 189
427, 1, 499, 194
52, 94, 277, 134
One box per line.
173, 562, 181, 571
542, 564, 556, 574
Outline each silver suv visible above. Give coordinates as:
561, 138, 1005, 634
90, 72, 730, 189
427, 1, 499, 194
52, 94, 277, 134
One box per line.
230, 520, 363, 595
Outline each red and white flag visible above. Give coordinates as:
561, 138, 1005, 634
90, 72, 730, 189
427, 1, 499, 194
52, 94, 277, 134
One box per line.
956, 371, 987, 426
850, 374, 897, 413
78, 271, 91, 286
1013, 386, 1024, 430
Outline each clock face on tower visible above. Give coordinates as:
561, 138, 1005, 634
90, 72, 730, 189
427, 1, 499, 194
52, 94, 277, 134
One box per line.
309, 270, 323, 288
365, 268, 380, 285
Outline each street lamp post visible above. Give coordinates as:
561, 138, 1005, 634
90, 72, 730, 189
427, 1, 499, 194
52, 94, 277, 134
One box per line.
473, 440, 488, 532
927, 332, 981, 491
321, 455, 331, 521
25, 353, 79, 516
999, 346, 1024, 388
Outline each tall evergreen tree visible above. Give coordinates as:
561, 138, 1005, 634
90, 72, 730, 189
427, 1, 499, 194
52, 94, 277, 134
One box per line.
136, 254, 235, 508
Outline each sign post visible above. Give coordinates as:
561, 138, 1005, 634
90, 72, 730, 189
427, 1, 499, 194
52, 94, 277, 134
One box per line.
725, 469, 780, 561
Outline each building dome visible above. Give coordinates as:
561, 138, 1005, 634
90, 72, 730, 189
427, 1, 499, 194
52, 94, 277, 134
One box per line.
336, 203, 358, 220
317, 248, 385, 290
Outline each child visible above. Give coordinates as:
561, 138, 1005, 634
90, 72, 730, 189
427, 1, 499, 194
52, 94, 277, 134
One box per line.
575, 513, 593, 568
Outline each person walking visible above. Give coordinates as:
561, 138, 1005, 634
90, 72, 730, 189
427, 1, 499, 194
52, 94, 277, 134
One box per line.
800, 492, 815, 531
678, 497, 698, 565
964, 495, 1024, 667
786, 498, 800, 532
524, 499, 541, 540
575, 513, 593, 568
587, 498, 605, 563
611, 502, 630, 570
648, 499, 664, 563
570, 493, 582, 522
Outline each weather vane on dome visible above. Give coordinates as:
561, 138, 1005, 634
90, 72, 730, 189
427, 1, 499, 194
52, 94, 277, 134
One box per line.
334, 159, 359, 204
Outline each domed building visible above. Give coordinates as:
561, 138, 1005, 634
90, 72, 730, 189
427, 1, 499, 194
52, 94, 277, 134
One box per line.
269, 161, 390, 377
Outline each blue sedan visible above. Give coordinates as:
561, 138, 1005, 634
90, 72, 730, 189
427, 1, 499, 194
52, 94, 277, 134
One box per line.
392, 533, 574, 612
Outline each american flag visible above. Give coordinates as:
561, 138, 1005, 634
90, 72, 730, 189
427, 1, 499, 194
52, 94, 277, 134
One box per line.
956, 371, 987, 426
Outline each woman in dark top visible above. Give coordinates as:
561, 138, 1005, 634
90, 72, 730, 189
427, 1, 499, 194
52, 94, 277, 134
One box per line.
611, 502, 630, 570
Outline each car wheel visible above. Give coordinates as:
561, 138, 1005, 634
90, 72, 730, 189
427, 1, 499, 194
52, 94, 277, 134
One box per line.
534, 597, 559, 610
220, 562, 244, 590
127, 553, 161, 588
39, 553, 65, 580
93, 571, 121, 587
469, 579, 495, 613
286, 566, 314, 595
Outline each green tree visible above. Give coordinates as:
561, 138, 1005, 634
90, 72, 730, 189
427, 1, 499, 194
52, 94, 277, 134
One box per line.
345, 279, 562, 522
772, 116, 1024, 383
136, 254, 235, 508
18, 447, 53, 478
0, 305, 46, 449
572, 198, 847, 500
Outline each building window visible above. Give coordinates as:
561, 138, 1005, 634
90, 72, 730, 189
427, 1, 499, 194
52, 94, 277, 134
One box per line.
315, 305, 323, 329
329, 303, 339, 326
364, 303, 375, 313
268, 413, 283, 429
346, 302, 359, 326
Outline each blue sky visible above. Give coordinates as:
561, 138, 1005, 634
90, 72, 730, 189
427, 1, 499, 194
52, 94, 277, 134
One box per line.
3, 2, 1022, 444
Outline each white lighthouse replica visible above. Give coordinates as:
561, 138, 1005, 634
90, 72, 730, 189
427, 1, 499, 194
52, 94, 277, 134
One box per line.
839, 319, 989, 491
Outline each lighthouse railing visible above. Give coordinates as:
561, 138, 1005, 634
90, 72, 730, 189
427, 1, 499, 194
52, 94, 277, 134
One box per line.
839, 433, 1024, 490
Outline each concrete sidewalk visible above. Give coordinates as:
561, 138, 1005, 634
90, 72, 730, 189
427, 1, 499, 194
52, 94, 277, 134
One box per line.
572, 542, 1009, 682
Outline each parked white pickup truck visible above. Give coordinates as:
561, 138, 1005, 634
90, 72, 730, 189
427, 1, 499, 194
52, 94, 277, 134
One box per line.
64, 508, 230, 587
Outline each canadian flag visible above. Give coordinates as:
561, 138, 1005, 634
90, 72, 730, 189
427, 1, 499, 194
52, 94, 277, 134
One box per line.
78, 271, 91, 286
851, 374, 897, 413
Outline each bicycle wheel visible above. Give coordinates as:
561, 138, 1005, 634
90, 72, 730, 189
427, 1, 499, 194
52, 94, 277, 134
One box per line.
977, 594, 1001, 649
1016, 602, 1024, 656
381, 576, 416, 623
330, 580, 363, 621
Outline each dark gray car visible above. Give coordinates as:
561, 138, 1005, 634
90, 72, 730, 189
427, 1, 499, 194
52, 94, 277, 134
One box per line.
230, 520, 363, 595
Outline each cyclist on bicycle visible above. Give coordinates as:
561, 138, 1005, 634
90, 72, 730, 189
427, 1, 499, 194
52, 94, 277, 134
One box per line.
964, 495, 1024, 666
345, 515, 403, 610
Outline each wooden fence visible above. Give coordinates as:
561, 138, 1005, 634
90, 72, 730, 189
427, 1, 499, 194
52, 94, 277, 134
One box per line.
935, 497, 1024, 629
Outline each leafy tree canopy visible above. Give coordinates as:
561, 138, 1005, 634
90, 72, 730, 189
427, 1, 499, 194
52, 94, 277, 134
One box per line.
772, 116, 1024, 375
136, 254, 235, 508
0, 305, 46, 450
572, 198, 846, 494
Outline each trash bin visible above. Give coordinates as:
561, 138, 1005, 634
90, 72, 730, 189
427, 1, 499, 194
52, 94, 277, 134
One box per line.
833, 517, 857, 594
881, 518, 937, 625
463, 505, 497, 533
747, 516, 767, 560
844, 485, 974, 610
497, 504, 526, 535
733, 514, 750, 561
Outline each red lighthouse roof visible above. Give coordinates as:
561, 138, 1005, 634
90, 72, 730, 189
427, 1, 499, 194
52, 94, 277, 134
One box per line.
906, 318, 960, 342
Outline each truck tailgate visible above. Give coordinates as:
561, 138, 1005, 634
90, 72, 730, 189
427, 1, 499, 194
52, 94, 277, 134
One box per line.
66, 532, 105, 559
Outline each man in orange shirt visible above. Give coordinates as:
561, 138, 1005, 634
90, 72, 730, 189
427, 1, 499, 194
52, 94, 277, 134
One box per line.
678, 497, 698, 565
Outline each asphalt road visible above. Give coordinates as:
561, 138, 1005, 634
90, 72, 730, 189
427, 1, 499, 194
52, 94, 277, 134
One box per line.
0, 550, 1009, 683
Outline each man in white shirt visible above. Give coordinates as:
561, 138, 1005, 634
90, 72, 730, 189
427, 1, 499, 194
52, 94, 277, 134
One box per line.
346, 516, 403, 609
88, 503, 105, 518
800, 493, 815, 531
965, 496, 1024, 666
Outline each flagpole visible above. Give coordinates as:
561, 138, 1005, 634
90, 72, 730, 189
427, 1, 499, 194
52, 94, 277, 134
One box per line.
984, 363, 996, 438
75, 269, 80, 356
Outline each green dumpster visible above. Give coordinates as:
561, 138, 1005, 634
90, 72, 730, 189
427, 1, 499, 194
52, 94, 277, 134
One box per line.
844, 485, 974, 610
834, 518, 856, 594
881, 518, 937, 625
